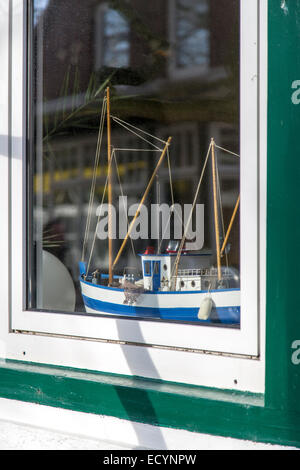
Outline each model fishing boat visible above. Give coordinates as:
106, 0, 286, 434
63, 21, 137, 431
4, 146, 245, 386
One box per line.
79, 88, 240, 324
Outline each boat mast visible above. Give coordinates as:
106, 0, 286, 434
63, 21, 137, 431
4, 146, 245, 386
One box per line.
156, 174, 161, 254
112, 136, 172, 270
107, 87, 113, 285
211, 138, 222, 282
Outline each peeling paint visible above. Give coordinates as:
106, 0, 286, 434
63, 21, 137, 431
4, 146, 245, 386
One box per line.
281, 0, 289, 15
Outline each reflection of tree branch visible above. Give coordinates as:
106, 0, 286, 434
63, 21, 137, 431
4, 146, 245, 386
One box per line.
43, 73, 114, 142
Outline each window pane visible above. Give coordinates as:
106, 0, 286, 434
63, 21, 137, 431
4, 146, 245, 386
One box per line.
102, 8, 130, 68
28, 0, 240, 327
176, 0, 210, 67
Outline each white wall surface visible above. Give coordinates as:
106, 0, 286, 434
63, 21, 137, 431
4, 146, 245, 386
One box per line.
0, 398, 296, 450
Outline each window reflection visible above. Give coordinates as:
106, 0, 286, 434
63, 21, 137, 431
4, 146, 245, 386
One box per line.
33, 0, 49, 23
175, 0, 210, 68
96, 5, 130, 69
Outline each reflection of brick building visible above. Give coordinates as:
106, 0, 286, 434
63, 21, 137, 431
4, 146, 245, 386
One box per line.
32, 0, 240, 289
40, 0, 239, 106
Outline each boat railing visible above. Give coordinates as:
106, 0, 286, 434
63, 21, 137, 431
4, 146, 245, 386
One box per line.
177, 268, 205, 277
176, 268, 235, 278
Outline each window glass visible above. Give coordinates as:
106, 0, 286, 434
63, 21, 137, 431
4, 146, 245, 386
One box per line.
175, 0, 210, 68
144, 261, 151, 276
29, 0, 240, 327
95, 6, 130, 69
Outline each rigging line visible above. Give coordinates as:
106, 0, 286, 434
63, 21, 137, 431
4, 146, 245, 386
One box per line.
214, 144, 240, 158
215, 147, 229, 270
157, 205, 185, 254
171, 142, 212, 285
111, 115, 168, 145
112, 149, 136, 260
82, 97, 107, 261
112, 117, 162, 151
82, 101, 105, 259
85, 150, 114, 277
112, 136, 172, 269
111, 117, 162, 151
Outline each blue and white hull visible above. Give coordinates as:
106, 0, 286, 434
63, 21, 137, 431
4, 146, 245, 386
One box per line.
80, 278, 240, 324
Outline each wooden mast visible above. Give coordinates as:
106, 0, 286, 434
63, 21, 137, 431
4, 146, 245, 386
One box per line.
107, 87, 113, 286
211, 138, 222, 282
112, 137, 172, 270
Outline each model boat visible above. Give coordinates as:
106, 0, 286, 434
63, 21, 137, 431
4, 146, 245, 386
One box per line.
79, 88, 240, 324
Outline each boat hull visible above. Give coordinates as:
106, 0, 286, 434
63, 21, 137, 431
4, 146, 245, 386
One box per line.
80, 278, 240, 324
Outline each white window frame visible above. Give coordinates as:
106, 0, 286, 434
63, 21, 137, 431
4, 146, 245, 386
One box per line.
0, 0, 267, 393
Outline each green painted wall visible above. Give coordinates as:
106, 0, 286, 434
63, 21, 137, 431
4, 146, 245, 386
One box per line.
1, 0, 300, 448
265, 0, 300, 416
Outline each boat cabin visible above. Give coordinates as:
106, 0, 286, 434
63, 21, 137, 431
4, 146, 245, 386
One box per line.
140, 251, 212, 292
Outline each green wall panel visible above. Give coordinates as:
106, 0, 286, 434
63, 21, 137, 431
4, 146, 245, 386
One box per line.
0, 359, 300, 447
265, 0, 300, 414
1, 359, 300, 448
